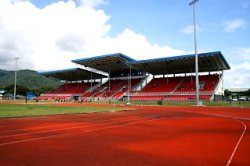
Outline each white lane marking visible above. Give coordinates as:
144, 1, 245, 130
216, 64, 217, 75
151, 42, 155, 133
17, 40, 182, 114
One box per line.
0, 116, 143, 139
198, 113, 250, 121
180, 111, 248, 166
80, 118, 160, 133
226, 119, 247, 166
0, 116, 138, 135
0, 117, 160, 146
0, 122, 83, 134
0, 135, 55, 146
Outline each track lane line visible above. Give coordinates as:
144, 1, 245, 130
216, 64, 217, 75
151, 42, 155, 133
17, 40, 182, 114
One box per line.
0, 116, 141, 135
0, 116, 144, 139
0, 116, 147, 146
0, 116, 167, 146
201, 113, 250, 121
226, 119, 247, 166
79, 117, 163, 133
176, 110, 248, 166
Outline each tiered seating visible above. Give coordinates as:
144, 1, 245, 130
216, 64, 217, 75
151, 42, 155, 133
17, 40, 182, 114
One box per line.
82, 92, 94, 97
199, 75, 219, 91
176, 75, 219, 92
141, 77, 181, 92
37, 82, 95, 100
112, 78, 142, 99
93, 78, 141, 99
130, 77, 181, 101
113, 91, 125, 99
130, 75, 220, 101
176, 77, 195, 92
92, 80, 126, 98
167, 74, 220, 101
38, 75, 220, 102
165, 95, 211, 101
48, 83, 92, 94
130, 96, 164, 101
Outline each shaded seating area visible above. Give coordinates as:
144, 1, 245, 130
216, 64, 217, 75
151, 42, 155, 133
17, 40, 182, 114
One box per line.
37, 51, 230, 102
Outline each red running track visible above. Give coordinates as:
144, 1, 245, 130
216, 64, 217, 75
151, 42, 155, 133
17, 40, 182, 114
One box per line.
0, 105, 249, 166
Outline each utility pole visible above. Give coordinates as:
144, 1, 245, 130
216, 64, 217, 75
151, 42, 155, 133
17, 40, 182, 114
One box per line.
14, 57, 19, 100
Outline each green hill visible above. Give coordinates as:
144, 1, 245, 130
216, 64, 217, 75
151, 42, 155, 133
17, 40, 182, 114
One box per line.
0, 69, 62, 90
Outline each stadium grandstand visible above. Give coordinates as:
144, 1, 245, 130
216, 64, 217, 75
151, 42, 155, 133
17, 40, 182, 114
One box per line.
38, 51, 230, 102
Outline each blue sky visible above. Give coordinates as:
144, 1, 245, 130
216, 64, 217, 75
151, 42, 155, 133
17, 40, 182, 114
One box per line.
104, 0, 250, 52
0, 0, 249, 88
31, 0, 249, 58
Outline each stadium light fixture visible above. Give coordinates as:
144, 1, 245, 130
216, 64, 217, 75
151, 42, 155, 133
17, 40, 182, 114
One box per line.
189, 0, 201, 106
14, 57, 19, 100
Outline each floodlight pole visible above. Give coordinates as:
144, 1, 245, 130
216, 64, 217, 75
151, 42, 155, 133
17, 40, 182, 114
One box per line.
189, 0, 200, 106
14, 57, 19, 100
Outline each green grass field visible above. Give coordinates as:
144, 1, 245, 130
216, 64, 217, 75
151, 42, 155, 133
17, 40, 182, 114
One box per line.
1, 100, 249, 118
109, 100, 250, 108
162, 101, 250, 107
112, 101, 250, 108
0, 104, 126, 118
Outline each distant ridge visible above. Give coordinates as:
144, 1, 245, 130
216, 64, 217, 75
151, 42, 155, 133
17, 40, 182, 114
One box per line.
0, 69, 62, 89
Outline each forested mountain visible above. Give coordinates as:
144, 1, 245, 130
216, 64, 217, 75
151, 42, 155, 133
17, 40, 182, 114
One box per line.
0, 69, 62, 90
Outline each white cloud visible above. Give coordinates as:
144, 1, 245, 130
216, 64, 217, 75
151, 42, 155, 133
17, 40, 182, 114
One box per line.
90, 29, 184, 59
228, 48, 250, 61
224, 62, 250, 88
223, 47, 250, 88
224, 19, 247, 33
0, 0, 111, 70
180, 25, 201, 34
0, 0, 183, 71
0, 0, 248, 89
78, 0, 107, 8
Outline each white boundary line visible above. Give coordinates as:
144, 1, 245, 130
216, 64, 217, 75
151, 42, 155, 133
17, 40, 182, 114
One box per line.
0, 116, 144, 140
0, 135, 56, 146
0, 116, 140, 134
0, 116, 153, 146
0, 109, 249, 165
80, 118, 160, 133
181, 111, 248, 166
0, 117, 160, 146
226, 119, 247, 166
195, 113, 250, 121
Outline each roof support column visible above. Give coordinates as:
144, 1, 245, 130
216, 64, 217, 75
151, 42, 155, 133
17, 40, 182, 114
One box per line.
109, 70, 110, 92
167, 74, 168, 84
130, 67, 132, 92
90, 70, 93, 92
127, 65, 131, 105
221, 70, 224, 95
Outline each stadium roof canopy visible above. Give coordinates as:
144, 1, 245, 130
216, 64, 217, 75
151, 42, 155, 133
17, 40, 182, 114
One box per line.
44, 51, 230, 81
129, 51, 230, 75
227, 88, 249, 93
40, 68, 106, 81
72, 53, 140, 76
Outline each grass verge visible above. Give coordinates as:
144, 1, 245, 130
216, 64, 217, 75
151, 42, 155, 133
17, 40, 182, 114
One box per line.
112, 100, 250, 108
0, 104, 127, 118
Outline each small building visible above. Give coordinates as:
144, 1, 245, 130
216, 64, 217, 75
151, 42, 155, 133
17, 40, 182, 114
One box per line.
26, 92, 36, 100
226, 88, 250, 101
0, 90, 5, 100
